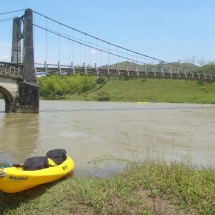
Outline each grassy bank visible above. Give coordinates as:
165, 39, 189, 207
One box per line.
1, 160, 215, 215
64, 77, 215, 103
3, 77, 213, 214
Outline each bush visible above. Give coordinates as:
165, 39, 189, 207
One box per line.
96, 91, 110, 101
96, 77, 106, 85
37, 75, 95, 98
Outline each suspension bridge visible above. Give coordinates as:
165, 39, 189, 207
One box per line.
0, 8, 214, 113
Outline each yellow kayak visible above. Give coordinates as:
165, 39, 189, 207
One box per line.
137, 102, 148, 104
0, 156, 74, 193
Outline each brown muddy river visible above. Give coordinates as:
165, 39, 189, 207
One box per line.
0, 100, 215, 177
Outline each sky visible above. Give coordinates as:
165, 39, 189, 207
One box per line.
0, 0, 215, 66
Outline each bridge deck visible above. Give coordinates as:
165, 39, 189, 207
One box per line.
36, 66, 215, 81
0, 61, 214, 81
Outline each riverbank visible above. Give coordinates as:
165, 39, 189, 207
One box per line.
62, 77, 215, 104
1, 159, 215, 214
2, 78, 215, 214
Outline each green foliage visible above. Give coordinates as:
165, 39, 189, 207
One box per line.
38, 76, 215, 103
96, 91, 111, 101
37, 75, 95, 99
199, 62, 215, 75
109, 61, 198, 72
197, 80, 204, 85
96, 77, 106, 85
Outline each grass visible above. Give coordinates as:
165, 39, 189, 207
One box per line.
3, 77, 215, 214
1, 158, 215, 214
64, 77, 215, 104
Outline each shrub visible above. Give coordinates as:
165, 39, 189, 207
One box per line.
96, 91, 110, 101
37, 75, 95, 98
96, 77, 106, 85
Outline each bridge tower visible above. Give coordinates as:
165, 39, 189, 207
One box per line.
11, 17, 21, 63
10, 9, 39, 113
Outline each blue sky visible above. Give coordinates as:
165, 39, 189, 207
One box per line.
0, 0, 215, 66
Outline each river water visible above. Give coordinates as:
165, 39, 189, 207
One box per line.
0, 100, 215, 177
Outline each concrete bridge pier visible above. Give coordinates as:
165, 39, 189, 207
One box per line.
0, 76, 39, 113
0, 77, 18, 113
9, 8, 39, 113
16, 9, 39, 113
14, 82, 39, 113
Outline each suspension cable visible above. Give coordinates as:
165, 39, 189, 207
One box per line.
73, 29, 75, 63
0, 9, 26, 16
69, 39, 71, 65
84, 33, 86, 64
1, 9, 195, 70
33, 24, 147, 65
46, 17, 48, 62
58, 23, 61, 63
0, 18, 13, 22
32, 10, 168, 64
80, 43, 81, 66
33, 17, 193, 70
33, 24, 160, 64
34, 23, 193, 70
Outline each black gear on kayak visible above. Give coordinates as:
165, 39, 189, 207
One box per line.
23, 156, 49, 171
46, 149, 67, 165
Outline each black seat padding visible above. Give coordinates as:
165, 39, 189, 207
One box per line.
23, 156, 49, 171
46, 149, 67, 165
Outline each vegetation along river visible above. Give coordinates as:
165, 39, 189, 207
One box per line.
0, 99, 215, 177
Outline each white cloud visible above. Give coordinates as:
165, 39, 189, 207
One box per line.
0, 41, 11, 62
0, 54, 10, 61
90, 49, 97, 55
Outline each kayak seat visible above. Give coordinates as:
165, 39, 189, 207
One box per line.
23, 156, 49, 171
23, 156, 56, 171
46, 149, 67, 165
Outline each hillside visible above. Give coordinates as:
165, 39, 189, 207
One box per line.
66, 77, 215, 104
104, 61, 199, 73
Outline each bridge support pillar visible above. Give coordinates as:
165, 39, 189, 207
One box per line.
5, 105, 11, 113
18, 8, 39, 113
23, 9, 35, 82
11, 17, 21, 63
12, 82, 39, 113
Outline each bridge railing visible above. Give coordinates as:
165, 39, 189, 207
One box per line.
0, 61, 23, 78
34, 62, 215, 81
1, 60, 213, 80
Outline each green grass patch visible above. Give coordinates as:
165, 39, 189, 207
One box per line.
1, 159, 215, 214
67, 77, 215, 103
